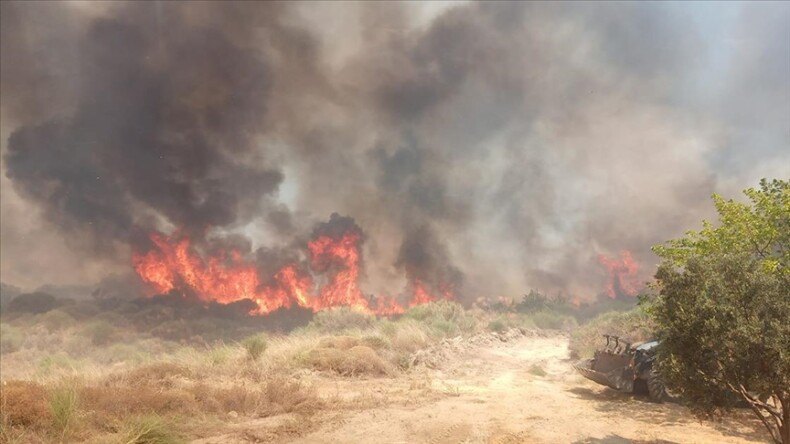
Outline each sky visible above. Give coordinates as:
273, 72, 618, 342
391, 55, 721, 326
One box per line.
0, 1, 788, 301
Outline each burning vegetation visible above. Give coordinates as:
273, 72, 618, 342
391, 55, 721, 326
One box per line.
132, 214, 456, 317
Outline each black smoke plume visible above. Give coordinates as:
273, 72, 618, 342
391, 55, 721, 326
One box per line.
2, 2, 788, 301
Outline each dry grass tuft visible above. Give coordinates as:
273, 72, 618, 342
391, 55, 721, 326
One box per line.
307, 345, 388, 376
0, 380, 52, 428
120, 414, 184, 444
316, 335, 360, 350
390, 324, 428, 353
80, 385, 198, 421
118, 362, 192, 388
262, 376, 324, 415
191, 384, 260, 414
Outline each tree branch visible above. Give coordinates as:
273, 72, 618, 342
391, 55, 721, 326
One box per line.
725, 382, 782, 444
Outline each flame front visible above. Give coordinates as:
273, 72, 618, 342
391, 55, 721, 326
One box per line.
308, 232, 368, 311
132, 229, 454, 316
597, 250, 641, 298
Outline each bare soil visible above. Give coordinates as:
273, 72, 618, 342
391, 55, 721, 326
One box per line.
194, 334, 770, 444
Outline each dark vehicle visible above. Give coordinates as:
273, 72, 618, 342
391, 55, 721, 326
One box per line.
573, 335, 673, 402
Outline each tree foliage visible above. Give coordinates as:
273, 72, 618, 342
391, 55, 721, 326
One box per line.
652, 179, 789, 443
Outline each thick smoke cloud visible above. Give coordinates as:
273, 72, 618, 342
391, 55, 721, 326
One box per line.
4, 3, 283, 251
2, 2, 788, 300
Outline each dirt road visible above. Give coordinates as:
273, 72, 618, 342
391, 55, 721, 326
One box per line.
197, 334, 769, 444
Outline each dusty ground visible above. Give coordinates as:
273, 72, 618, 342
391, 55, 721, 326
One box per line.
195, 334, 770, 444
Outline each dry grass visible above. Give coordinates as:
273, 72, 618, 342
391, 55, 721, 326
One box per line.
118, 362, 193, 388
316, 335, 360, 350
390, 323, 428, 353
307, 345, 389, 376
120, 414, 184, 444
262, 376, 325, 415
81, 385, 199, 422
0, 301, 550, 442
0, 380, 51, 428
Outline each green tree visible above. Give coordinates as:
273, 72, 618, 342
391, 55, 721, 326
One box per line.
652, 179, 789, 444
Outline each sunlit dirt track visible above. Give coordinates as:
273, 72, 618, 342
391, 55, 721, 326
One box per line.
195, 335, 769, 444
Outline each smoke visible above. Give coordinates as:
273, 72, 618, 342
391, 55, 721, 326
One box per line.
2, 2, 788, 300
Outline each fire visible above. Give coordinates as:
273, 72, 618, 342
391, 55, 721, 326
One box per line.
308, 232, 368, 311
597, 250, 641, 298
132, 232, 304, 314
132, 225, 455, 316
408, 279, 454, 308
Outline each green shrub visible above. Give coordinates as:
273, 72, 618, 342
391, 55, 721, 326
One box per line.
0, 324, 23, 354
242, 334, 267, 361
50, 383, 78, 436
529, 310, 577, 330
378, 319, 398, 338
527, 364, 547, 377
427, 319, 459, 337
360, 335, 390, 350
7, 292, 57, 314
121, 414, 184, 444
404, 300, 462, 322
99, 343, 151, 366
37, 353, 82, 376
307, 307, 376, 332
403, 301, 478, 335
206, 344, 233, 366
38, 309, 76, 332
516, 290, 552, 312
85, 320, 115, 346
569, 308, 655, 358
487, 318, 508, 333
57, 301, 101, 320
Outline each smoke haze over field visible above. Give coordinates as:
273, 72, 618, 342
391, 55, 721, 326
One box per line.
1, 2, 788, 301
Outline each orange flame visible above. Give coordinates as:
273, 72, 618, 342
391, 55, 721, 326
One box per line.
132, 228, 455, 316
132, 232, 308, 314
407, 279, 454, 307
597, 250, 641, 298
308, 232, 369, 311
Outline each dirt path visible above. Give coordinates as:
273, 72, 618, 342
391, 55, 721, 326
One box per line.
196, 334, 770, 444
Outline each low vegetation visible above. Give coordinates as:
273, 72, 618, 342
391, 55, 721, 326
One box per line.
0, 294, 648, 442
242, 334, 268, 361
121, 414, 184, 444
